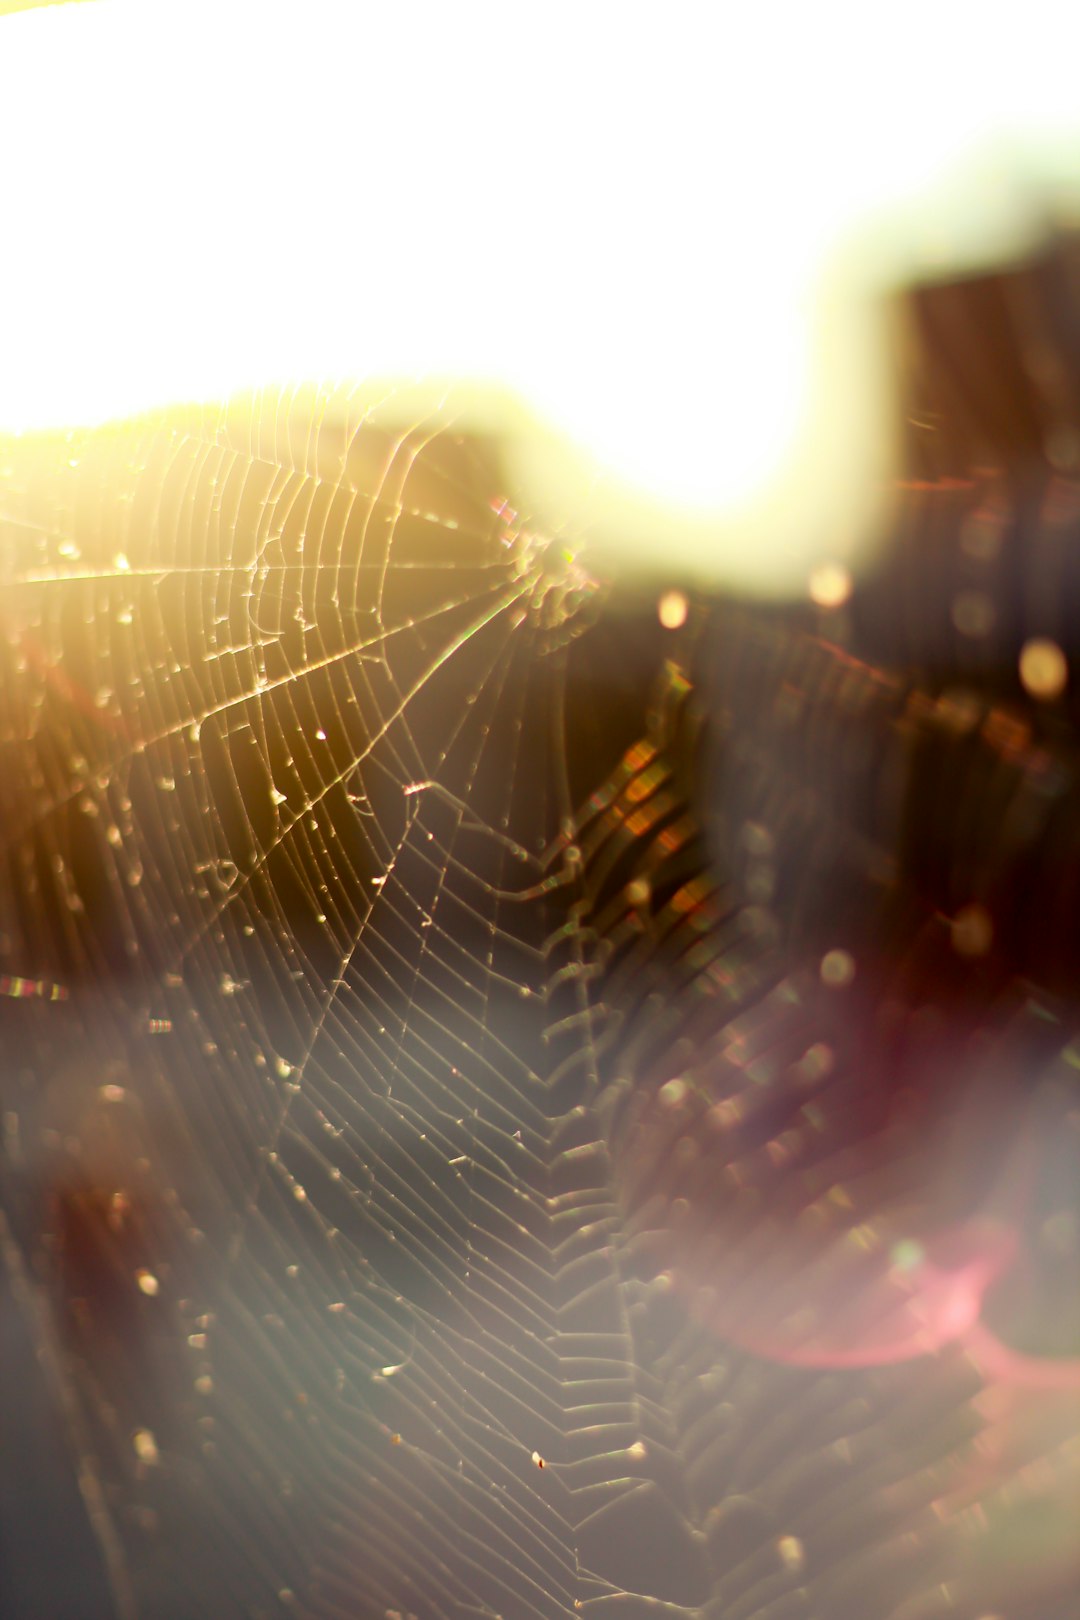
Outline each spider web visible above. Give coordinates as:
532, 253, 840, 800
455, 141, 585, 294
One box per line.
1, 369, 1078, 1620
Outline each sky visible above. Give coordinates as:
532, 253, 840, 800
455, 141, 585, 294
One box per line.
2, 0, 1079, 585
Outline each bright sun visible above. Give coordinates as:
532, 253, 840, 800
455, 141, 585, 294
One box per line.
1, 0, 1079, 586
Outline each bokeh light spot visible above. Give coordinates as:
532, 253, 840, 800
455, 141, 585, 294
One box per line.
891, 1238, 926, 1272
1019, 636, 1068, 700
776, 1535, 805, 1573
951, 903, 994, 957
808, 562, 852, 608
658, 590, 689, 630
820, 949, 856, 989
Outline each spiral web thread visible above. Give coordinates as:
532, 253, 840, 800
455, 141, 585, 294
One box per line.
0, 385, 1078, 1620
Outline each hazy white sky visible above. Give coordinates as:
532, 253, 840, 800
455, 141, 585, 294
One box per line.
2, 0, 1079, 583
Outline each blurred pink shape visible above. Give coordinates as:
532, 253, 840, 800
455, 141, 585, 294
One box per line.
714, 1086, 1080, 1388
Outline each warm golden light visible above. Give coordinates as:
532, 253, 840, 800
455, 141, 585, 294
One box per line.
808, 563, 853, 609
1019, 637, 1068, 700
658, 590, 689, 630
952, 904, 994, 958
1, 1, 1079, 589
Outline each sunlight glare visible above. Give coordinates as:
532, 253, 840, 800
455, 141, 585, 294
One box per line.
1, 0, 1079, 587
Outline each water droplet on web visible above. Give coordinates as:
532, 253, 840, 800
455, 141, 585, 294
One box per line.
270, 786, 287, 806
204, 859, 238, 890
136, 1270, 159, 1297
